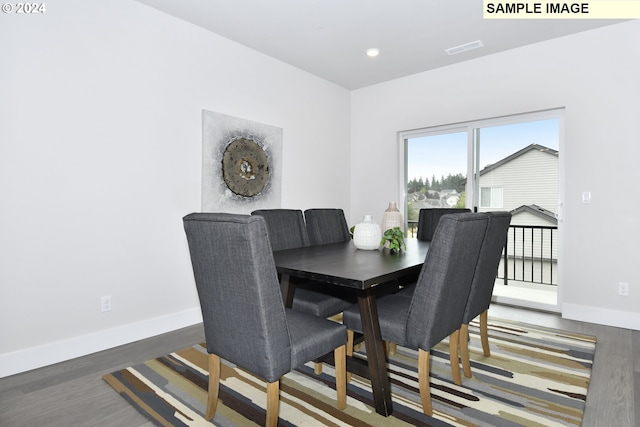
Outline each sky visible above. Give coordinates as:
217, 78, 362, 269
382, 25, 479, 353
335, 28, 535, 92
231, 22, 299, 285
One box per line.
407, 118, 559, 182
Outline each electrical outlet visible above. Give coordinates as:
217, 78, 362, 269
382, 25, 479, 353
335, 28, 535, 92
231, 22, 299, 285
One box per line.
101, 295, 112, 312
618, 282, 629, 296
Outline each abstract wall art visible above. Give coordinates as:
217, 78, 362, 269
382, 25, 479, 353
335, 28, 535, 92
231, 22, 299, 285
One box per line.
201, 110, 282, 213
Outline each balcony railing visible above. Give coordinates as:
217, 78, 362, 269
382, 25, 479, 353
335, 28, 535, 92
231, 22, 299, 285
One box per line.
500, 225, 557, 286
407, 221, 558, 287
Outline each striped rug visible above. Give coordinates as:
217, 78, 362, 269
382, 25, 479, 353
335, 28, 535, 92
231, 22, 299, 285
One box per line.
103, 318, 595, 426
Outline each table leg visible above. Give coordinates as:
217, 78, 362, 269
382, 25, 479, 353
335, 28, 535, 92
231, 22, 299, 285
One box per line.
358, 291, 393, 416
280, 274, 295, 308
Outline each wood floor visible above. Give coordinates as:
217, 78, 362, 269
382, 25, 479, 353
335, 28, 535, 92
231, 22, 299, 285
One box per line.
1, 304, 637, 426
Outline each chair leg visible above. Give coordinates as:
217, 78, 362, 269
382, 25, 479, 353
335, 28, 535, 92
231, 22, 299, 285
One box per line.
205, 354, 221, 420
314, 362, 323, 375
449, 329, 462, 386
460, 323, 472, 378
334, 344, 347, 409
386, 341, 397, 355
346, 330, 354, 383
480, 310, 491, 356
265, 381, 280, 427
418, 348, 433, 416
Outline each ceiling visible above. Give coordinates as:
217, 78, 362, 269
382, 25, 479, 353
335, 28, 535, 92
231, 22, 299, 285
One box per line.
135, 0, 622, 90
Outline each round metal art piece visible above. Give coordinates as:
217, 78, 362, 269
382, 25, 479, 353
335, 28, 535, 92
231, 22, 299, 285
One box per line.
222, 137, 270, 197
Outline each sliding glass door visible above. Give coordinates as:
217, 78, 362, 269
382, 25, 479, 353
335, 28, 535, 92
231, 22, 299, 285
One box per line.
401, 110, 562, 309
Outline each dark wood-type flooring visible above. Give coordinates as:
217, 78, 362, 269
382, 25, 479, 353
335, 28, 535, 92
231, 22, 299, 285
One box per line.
1, 304, 638, 426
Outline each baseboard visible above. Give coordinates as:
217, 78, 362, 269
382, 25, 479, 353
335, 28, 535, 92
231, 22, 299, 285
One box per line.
492, 295, 561, 313
562, 303, 640, 331
0, 308, 203, 378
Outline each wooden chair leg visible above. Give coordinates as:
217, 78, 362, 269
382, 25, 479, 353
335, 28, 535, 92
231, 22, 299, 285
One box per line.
205, 354, 220, 420
314, 362, 323, 375
460, 323, 472, 378
386, 341, 397, 355
346, 330, 354, 383
480, 310, 491, 356
265, 381, 280, 427
418, 348, 433, 416
334, 344, 347, 409
449, 330, 462, 386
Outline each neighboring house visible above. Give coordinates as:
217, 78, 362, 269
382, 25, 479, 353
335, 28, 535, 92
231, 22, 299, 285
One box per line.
470, 144, 559, 266
408, 189, 461, 212
440, 189, 461, 207
476, 143, 558, 227
508, 204, 558, 262
510, 204, 558, 227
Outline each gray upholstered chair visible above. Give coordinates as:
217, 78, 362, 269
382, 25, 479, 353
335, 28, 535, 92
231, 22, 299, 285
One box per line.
459, 211, 512, 378
417, 208, 471, 241
251, 209, 355, 319
304, 208, 351, 246
251, 209, 310, 250
393, 208, 473, 301
342, 212, 488, 416
183, 213, 347, 426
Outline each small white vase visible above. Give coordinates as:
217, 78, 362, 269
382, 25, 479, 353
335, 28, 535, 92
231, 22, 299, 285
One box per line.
381, 201, 404, 232
353, 215, 382, 250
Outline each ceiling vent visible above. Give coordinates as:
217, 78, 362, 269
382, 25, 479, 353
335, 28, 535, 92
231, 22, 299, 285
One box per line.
445, 40, 484, 56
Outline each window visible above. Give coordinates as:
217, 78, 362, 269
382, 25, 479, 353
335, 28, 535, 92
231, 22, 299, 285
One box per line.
400, 109, 561, 217
480, 187, 503, 208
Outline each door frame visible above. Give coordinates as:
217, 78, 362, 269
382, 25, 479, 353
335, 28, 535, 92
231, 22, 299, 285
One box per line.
397, 108, 565, 312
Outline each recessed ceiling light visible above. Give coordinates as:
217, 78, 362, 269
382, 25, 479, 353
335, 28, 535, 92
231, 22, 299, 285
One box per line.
312, 23, 324, 30
366, 48, 380, 57
445, 40, 484, 56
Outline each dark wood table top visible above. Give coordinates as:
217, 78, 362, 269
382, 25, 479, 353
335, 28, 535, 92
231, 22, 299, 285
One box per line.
273, 238, 429, 290
273, 237, 429, 417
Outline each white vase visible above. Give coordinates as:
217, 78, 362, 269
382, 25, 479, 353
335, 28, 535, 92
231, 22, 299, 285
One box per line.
381, 202, 404, 232
353, 215, 382, 250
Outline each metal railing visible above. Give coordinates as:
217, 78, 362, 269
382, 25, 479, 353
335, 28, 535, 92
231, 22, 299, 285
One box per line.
500, 225, 557, 286
406, 221, 558, 286
407, 221, 419, 238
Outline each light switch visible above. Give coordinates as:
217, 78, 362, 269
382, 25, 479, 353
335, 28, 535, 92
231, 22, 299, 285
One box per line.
581, 191, 591, 204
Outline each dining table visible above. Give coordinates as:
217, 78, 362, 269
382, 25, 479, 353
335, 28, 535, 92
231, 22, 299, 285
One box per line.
273, 238, 430, 417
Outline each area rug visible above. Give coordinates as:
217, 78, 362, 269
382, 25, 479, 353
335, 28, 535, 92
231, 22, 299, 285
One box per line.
103, 318, 596, 426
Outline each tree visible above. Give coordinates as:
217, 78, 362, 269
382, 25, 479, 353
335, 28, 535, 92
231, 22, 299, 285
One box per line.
407, 178, 420, 194
407, 173, 466, 195
407, 201, 418, 221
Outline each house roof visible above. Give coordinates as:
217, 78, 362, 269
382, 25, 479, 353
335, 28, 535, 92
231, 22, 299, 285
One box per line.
511, 204, 558, 224
461, 144, 558, 186
478, 144, 558, 176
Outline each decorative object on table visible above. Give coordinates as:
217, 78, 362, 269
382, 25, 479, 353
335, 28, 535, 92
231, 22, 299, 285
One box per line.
380, 227, 406, 254
353, 215, 382, 250
104, 318, 596, 427
381, 201, 404, 232
202, 110, 282, 213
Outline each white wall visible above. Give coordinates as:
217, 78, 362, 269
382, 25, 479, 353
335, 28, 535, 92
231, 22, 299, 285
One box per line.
0, 0, 351, 377
350, 20, 640, 331
3, 2, 637, 378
